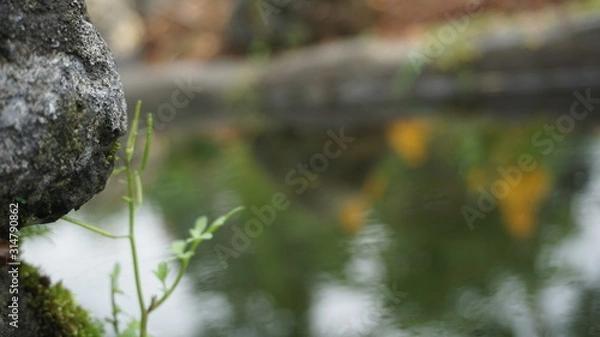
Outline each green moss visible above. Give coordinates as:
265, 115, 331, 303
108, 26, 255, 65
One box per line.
105, 139, 120, 166
62, 104, 85, 157
21, 263, 104, 337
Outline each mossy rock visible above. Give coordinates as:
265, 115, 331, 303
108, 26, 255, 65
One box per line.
0, 262, 104, 337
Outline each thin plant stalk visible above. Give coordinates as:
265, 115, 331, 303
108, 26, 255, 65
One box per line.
61, 216, 128, 239
124, 101, 149, 337
109, 263, 123, 336
148, 249, 192, 312
60, 100, 239, 337
125, 164, 147, 336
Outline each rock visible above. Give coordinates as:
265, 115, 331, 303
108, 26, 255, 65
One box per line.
0, 0, 127, 233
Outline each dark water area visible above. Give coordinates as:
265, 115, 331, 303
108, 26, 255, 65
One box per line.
25, 102, 600, 336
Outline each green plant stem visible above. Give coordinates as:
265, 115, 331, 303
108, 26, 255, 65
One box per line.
148, 208, 244, 312
110, 285, 120, 335
61, 216, 129, 239
125, 163, 148, 337
148, 259, 187, 313
148, 238, 204, 313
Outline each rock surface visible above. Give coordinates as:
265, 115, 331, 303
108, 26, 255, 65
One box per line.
0, 0, 127, 233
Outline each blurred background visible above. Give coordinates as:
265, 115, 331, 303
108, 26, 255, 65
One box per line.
24, 0, 600, 336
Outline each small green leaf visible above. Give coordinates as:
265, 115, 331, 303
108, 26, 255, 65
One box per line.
110, 263, 124, 294
118, 320, 140, 337
139, 113, 153, 173
208, 206, 244, 233
178, 251, 195, 261
185, 232, 213, 244
126, 101, 142, 162
110, 263, 121, 281
112, 166, 126, 175
200, 233, 213, 240
167, 240, 187, 256
134, 174, 143, 206
153, 262, 169, 283
190, 216, 208, 238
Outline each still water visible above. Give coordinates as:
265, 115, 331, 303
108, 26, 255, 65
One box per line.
24, 116, 600, 337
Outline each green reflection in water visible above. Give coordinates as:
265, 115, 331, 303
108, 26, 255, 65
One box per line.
145, 116, 592, 336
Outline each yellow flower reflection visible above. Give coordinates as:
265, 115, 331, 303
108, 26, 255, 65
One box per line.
386, 119, 432, 168
498, 166, 551, 239
338, 174, 388, 234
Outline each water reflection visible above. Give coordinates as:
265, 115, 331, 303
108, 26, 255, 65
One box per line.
310, 224, 398, 337
23, 120, 600, 336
